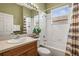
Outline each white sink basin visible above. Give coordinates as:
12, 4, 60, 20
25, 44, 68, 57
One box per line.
7, 37, 26, 44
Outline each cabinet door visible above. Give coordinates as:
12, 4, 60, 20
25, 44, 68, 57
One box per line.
26, 47, 38, 56
3, 41, 38, 56
0, 53, 3, 56
20, 48, 37, 56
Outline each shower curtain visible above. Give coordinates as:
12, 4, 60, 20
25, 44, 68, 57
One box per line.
65, 3, 79, 56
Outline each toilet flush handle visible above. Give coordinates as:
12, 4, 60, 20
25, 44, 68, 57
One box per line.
43, 35, 45, 38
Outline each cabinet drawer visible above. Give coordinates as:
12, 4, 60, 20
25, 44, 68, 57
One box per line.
3, 41, 37, 56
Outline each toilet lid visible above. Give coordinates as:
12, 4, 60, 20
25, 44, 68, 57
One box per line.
38, 47, 51, 54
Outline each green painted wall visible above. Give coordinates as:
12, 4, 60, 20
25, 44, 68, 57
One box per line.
35, 3, 46, 11
23, 6, 32, 17
31, 10, 38, 17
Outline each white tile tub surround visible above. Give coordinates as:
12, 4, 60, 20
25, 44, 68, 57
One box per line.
45, 23, 70, 56
42, 11, 71, 55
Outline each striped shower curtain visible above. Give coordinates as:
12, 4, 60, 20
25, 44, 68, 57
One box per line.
65, 3, 79, 56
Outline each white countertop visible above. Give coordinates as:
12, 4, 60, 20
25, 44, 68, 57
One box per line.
0, 37, 38, 53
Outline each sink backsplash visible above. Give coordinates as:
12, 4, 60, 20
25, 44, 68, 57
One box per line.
0, 34, 27, 41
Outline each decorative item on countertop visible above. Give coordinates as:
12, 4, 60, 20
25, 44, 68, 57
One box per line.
33, 25, 41, 38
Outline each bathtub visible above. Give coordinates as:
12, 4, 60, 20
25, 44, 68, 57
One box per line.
41, 44, 65, 56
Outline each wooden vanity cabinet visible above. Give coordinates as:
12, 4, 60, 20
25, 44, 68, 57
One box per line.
0, 53, 3, 56
0, 41, 38, 56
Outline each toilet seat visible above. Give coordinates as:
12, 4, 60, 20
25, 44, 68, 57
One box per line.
38, 47, 51, 54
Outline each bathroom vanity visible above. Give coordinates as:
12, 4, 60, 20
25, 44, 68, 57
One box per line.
0, 37, 38, 56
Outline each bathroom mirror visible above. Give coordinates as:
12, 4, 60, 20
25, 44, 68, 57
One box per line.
0, 3, 45, 39
22, 4, 40, 35
0, 3, 39, 36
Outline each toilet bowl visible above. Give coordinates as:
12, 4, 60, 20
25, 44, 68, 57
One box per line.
38, 47, 51, 56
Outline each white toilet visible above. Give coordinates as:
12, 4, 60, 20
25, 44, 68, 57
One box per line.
38, 47, 51, 56
37, 38, 51, 56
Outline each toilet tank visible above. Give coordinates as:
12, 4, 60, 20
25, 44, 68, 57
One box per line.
37, 37, 47, 47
